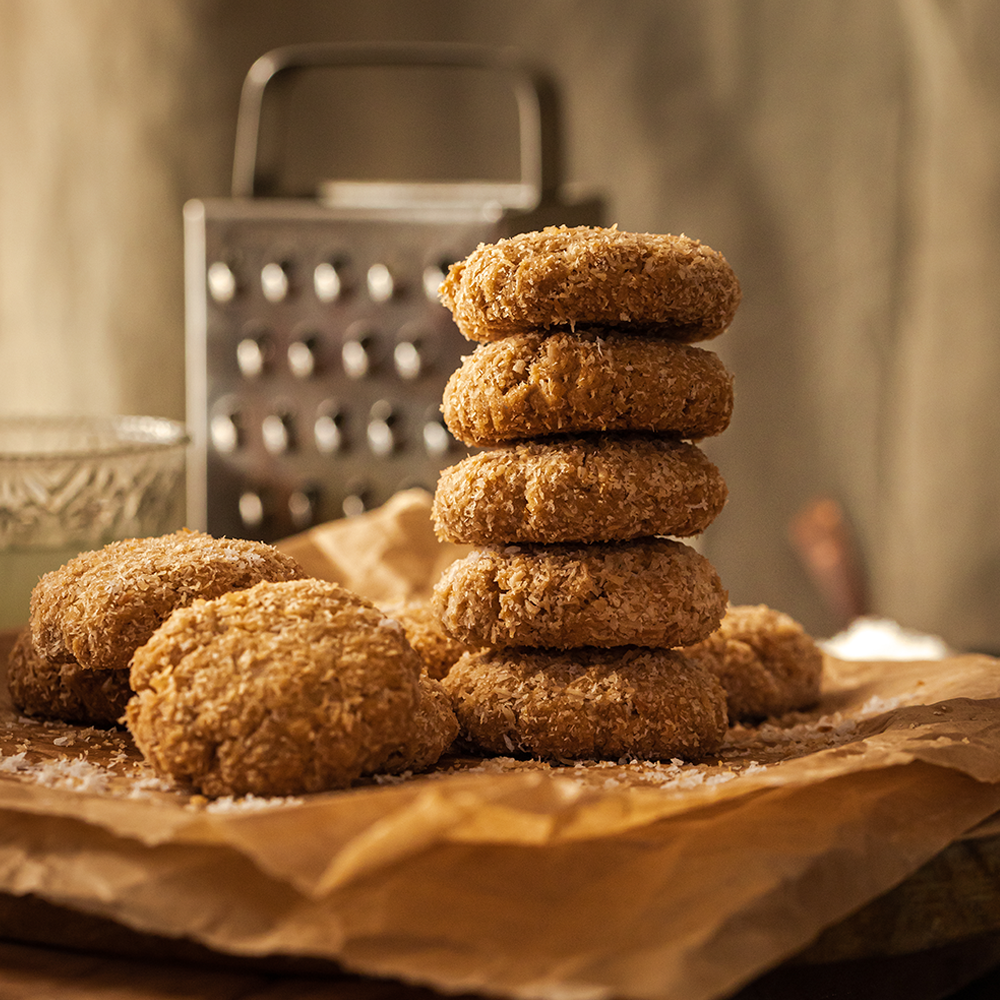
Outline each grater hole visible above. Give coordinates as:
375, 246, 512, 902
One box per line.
342, 334, 373, 379
342, 483, 370, 518
393, 340, 423, 380
422, 417, 453, 458
422, 261, 449, 302
207, 261, 237, 303
366, 263, 395, 303
236, 334, 271, 379
261, 261, 291, 303
367, 400, 398, 457
313, 260, 345, 303
209, 411, 241, 454
288, 488, 318, 531
287, 338, 317, 379
239, 490, 266, 530
262, 413, 294, 455
314, 408, 346, 454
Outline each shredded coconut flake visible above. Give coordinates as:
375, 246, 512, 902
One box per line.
12, 754, 113, 793
202, 792, 305, 812
821, 617, 949, 661
0, 752, 31, 774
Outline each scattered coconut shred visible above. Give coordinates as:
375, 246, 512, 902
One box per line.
0, 717, 307, 811
0, 716, 172, 797
0, 618, 938, 807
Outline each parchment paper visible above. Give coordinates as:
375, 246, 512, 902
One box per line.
2, 488, 1000, 1000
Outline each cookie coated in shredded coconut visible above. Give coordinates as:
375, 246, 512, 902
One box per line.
7, 629, 130, 727
439, 226, 741, 343
126, 578, 423, 797
442, 646, 728, 761
379, 599, 475, 679
442, 329, 734, 446
377, 674, 459, 776
432, 539, 726, 649
432, 434, 727, 545
30, 529, 306, 673
685, 604, 824, 720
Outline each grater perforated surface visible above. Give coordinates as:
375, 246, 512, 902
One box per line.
183, 44, 602, 542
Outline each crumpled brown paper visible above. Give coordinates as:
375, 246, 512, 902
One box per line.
2, 488, 1000, 1000
275, 488, 472, 607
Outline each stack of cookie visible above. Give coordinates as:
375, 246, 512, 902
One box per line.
430, 225, 741, 761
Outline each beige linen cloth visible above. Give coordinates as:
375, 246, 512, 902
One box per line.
1, 490, 1000, 1000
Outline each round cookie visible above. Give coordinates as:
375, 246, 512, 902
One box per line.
380, 598, 475, 679
30, 529, 306, 673
432, 435, 727, 545
442, 330, 734, 446
433, 539, 726, 649
7, 629, 130, 727
439, 226, 741, 343
126, 578, 422, 797
441, 646, 728, 761
684, 604, 823, 720
375, 674, 459, 776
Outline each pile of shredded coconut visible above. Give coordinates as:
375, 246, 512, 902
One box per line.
821, 616, 949, 661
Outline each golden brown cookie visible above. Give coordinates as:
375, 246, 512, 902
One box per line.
126, 578, 422, 797
30, 529, 306, 673
441, 646, 728, 761
684, 604, 824, 720
432, 435, 727, 545
441, 330, 734, 446
376, 674, 459, 775
380, 599, 475, 679
432, 539, 726, 649
439, 226, 741, 343
6, 629, 130, 727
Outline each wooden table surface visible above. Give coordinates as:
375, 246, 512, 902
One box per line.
1, 921, 999, 1000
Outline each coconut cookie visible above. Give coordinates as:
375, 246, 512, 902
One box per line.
433, 539, 726, 649
442, 646, 728, 761
442, 330, 734, 446
30, 529, 306, 673
380, 598, 475, 679
7, 629, 130, 727
376, 674, 460, 775
439, 226, 741, 343
126, 578, 422, 797
432, 435, 727, 545
684, 604, 824, 721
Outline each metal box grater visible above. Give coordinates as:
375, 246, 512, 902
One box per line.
184, 43, 603, 542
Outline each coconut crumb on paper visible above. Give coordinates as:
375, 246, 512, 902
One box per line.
426, 749, 771, 795
0, 713, 177, 800
5, 753, 114, 793
0, 711, 358, 809
0, 745, 175, 798
201, 793, 306, 813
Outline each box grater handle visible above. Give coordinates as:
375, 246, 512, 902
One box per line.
232, 41, 562, 207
